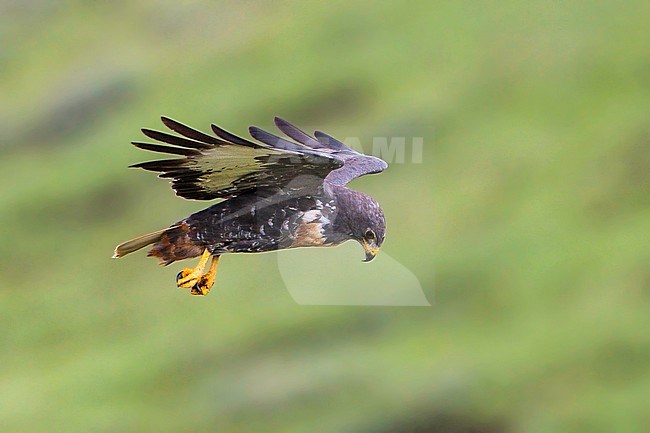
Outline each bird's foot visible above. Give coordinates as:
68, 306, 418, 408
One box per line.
176, 249, 211, 288
176, 250, 219, 296
189, 256, 219, 296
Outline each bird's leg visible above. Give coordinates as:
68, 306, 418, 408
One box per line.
190, 255, 220, 296
176, 249, 211, 289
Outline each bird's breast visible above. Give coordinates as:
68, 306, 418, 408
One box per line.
289, 205, 336, 248
291, 222, 327, 247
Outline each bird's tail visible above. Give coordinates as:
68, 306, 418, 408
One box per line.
113, 227, 178, 259
113, 223, 204, 265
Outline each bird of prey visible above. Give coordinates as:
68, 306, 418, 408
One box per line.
113, 116, 388, 296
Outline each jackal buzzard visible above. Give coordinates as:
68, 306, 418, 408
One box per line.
113, 117, 387, 295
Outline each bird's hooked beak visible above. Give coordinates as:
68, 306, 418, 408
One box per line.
362, 239, 380, 262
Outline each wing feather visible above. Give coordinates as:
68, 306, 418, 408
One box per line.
131, 142, 201, 157
130, 117, 344, 200
129, 117, 387, 199
313, 130, 350, 151
271, 119, 389, 185
161, 116, 226, 145
210, 124, 259, 147
312, 130, 388, 185
140, 128, 212, 150
248, 126, 311, 153
274, 117, 324, 149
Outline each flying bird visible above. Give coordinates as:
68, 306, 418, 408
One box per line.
113, 116, 388, 296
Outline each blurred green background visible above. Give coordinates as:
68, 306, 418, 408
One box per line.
1, 1, 649, 432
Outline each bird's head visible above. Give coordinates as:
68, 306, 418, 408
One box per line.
328, 187, 386, 262
351, 196, 386, 262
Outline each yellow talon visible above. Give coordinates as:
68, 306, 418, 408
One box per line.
176, 249, 211, 289
175, 249, 220, 296
190, 256, 219, 296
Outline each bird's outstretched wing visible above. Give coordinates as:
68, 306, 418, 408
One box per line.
130, 117, 343, 200
272, 117, 388, 186
130, 116, 387, 200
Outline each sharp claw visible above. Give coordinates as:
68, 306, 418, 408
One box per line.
190, 284, 205, 296
176, 271, 184, 283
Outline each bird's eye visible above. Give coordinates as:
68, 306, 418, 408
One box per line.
365, 229, 375, 240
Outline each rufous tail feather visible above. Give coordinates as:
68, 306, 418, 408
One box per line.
112, 226, 180, 258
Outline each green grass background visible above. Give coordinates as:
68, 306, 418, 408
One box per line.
1, 1, 649, 432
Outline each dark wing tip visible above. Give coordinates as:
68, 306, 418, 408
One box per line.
211, 123, 259, 147
159, 116, 225, 146
140, 128, 213, 150
248, 126, 300, 151
314, 130, 349, 151
250, 125, 317, 153
159, 116, 186, 133
273, 117, 324, 149
272, 116, 296, 132
128, 159, 186, 171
